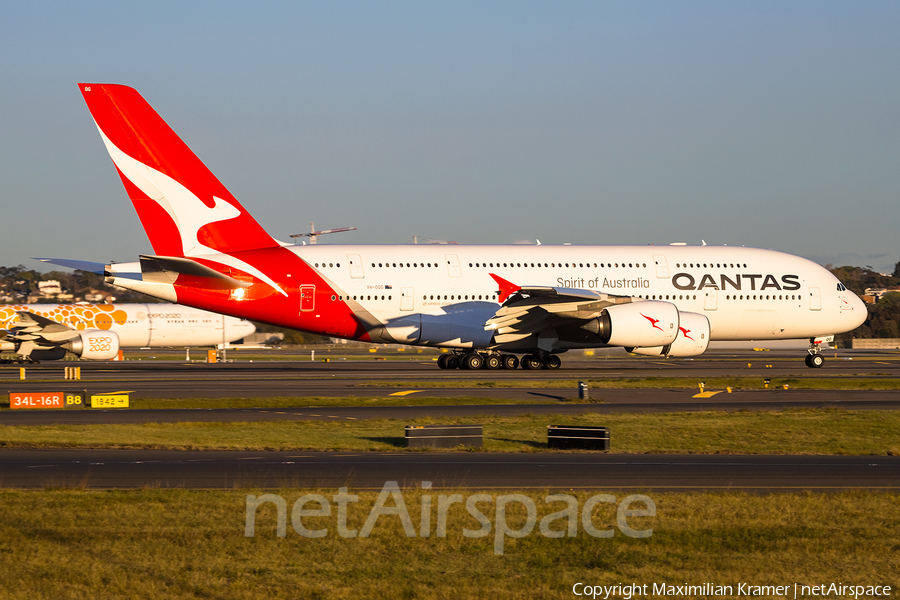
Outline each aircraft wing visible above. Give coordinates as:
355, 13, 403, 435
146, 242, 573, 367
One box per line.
0, 311, 81, 361
7, 311, 81, 344
485, 274, 628, 348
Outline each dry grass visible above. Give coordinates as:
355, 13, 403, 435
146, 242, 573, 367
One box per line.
0, 488, 896, 599
0, 409, 898, 455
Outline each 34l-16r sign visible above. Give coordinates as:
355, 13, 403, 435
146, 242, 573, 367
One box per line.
9, 392, 86, 409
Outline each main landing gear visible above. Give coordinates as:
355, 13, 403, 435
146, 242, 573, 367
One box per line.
437, 352, 561, 370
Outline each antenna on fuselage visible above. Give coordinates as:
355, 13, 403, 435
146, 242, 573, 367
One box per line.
290, 222, 358, 245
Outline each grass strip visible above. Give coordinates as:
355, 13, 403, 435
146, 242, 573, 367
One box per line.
0, 489, 896, 599
0, 396, 567, 411
360, 376, 900, 390
129, 395, 563, 410
1, 409, 898, 455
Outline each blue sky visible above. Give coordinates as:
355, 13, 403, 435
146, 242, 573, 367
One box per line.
2, 1, 898, 272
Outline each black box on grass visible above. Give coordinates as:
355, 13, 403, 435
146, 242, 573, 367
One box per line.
547, 425, 610, 450
405, 424, 483, 448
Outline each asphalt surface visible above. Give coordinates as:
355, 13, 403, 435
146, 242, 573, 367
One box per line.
0, 349, 898, 403
2, 449, 898, 491
2, 348, 899, 388
1, 349, 897, 491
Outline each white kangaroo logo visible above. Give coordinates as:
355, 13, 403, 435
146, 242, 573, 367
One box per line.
96, 126, 286, 295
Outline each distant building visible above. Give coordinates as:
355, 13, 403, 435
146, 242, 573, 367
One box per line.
863, 288, 900, 303
853, 338, 900, 350
84, 290, 115, 302
38, 280, 62, 297
240, 332, 284, 346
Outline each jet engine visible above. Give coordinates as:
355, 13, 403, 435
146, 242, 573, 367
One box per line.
559, 301, 679, 348
64, 330, 120, 360
627, 311, 710, 357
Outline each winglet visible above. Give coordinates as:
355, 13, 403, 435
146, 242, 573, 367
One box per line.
489, 273, 521, 303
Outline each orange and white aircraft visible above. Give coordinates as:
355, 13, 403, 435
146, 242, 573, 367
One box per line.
0, 303, 255, 362
42, 83, 867, 370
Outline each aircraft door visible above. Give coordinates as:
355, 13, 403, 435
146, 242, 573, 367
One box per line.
140, 304, 155, 346
809, 287, 821, 311
400, 287, 414, 311
652, 254, 669, 278
703, 289, 718, 311
348, 254, 364, 279
445, 254, 461, 278
300, 286, 315, 312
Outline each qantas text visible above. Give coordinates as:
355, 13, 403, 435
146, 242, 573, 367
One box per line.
671, 273, 800, 292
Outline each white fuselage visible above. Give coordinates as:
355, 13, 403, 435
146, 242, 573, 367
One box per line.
0, 303, 255, 348
282, 244, 865, 348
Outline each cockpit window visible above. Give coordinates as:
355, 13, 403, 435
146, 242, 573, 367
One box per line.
837, 283, 847, 291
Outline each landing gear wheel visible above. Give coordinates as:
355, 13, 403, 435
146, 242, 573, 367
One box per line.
445, 355, 461, 369
501, 354, 519, 370
484, 355, 501, 370
437, 354, 450, 369
463, 353, 483, 370
544, 355, 562, 369
521, 355, 542, 370
805, 353, 824, 368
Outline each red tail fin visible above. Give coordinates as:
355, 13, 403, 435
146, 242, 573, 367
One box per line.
79, 83, 279, 257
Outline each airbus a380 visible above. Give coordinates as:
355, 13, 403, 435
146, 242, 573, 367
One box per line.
0, 303, 255, 362
42, 83, 867, 371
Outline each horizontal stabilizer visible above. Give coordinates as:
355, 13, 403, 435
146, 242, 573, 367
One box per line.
33, 258, 107, 274
139, 255, 252, 289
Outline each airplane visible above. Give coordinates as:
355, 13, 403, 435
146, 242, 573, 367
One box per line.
40, 83, 868, 371
0, 302, 256, 363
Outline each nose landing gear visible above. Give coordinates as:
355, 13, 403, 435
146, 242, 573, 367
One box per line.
804, 337, 826, 368
805, 352, 824, 368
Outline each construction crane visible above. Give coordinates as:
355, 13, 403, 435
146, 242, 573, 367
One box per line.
290, 222, 357, 245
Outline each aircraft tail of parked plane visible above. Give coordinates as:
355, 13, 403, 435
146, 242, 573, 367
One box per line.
53, 83, 868, 370
0, 303, 255, 363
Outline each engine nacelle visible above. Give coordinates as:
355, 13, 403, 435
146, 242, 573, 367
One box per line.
65, 330, 120, 360
29, 347, 68, 361
628, 311, 710, 357
561, 300, 680, 349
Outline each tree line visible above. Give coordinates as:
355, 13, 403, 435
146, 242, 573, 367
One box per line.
828, 262, 900, 345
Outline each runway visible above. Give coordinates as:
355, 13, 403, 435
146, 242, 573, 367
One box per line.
2, 349, 897, 492
2, 448, 898, 491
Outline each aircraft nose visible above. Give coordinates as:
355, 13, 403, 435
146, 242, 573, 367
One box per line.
847, 293, 869, 329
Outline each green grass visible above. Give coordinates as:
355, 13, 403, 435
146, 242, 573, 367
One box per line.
0, 488, 896, 599
140, 395, 554, 410
361, 376, 900, 390
0, 396, 568, 411
1, 409, 898, 455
